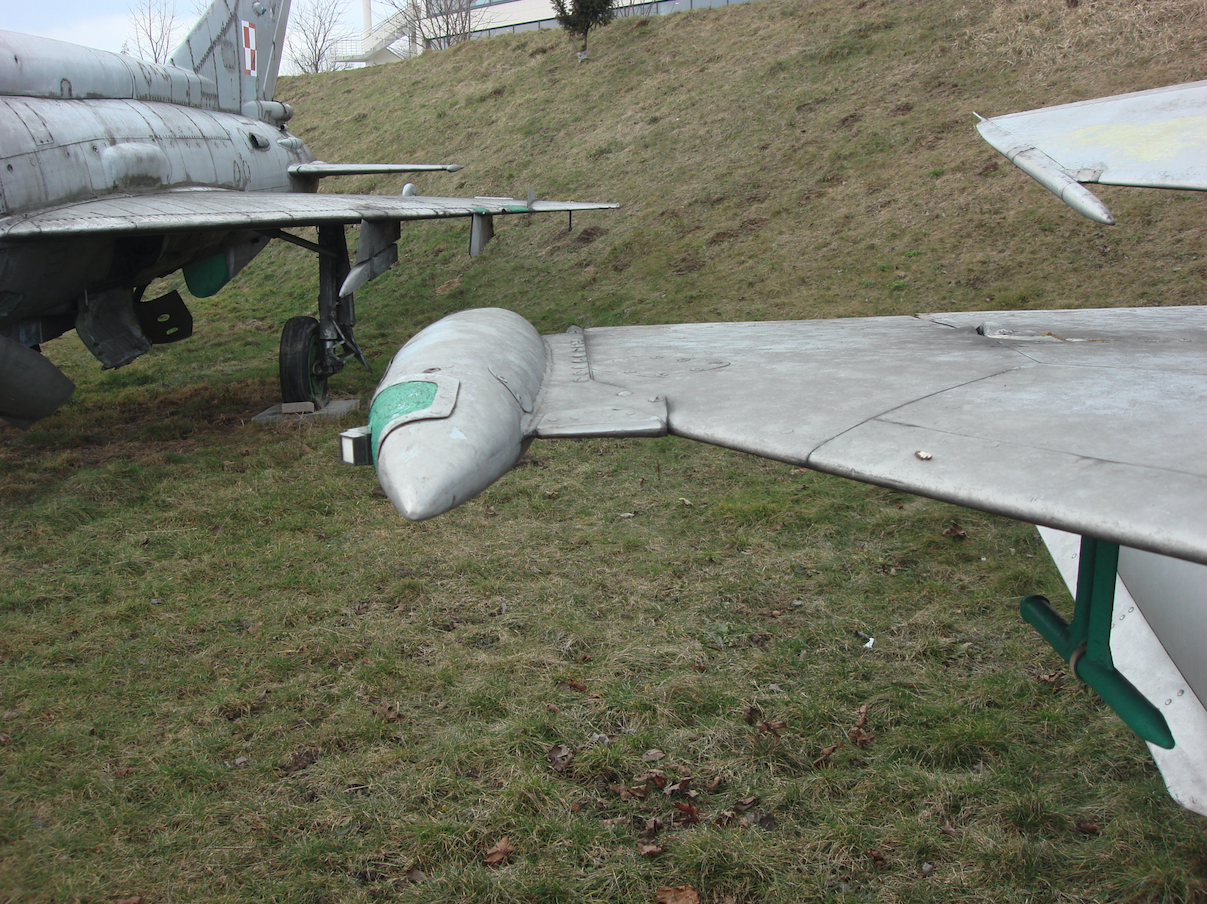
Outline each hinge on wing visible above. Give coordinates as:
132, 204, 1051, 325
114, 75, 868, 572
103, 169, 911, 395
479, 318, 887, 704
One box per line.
522, 328, 667, 438
1021, 536, 1175, 749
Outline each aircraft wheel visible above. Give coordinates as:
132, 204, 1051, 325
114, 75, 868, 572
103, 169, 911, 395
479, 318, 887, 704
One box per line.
279, 315, 329, 408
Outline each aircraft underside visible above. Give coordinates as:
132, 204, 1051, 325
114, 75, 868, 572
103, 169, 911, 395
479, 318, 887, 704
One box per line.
0, 223, 367, 426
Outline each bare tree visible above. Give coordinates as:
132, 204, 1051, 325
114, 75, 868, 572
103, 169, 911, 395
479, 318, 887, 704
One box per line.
379, 0, 481, 52
288, 0, 353, 73
125, 0, 180, 64
612, 0, 658, 18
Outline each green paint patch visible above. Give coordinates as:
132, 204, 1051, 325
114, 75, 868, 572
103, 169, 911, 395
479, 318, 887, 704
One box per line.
369, 381, 438, 461
182, 253, 230, 298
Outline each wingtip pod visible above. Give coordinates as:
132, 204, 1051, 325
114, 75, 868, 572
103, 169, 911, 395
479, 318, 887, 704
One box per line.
359, 308, 547, 520
976, 118, 1115, 225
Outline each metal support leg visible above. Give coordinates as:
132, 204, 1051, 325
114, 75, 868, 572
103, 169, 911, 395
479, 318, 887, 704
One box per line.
1021, 536, 1175, 748
470, 213, 494, 257
316, 224, 367, 374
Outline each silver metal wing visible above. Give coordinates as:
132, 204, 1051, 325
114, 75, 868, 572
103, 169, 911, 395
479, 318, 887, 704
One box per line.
977, 79, 1207, 223
0, 188, 617, 239
351, 306, 1207, 566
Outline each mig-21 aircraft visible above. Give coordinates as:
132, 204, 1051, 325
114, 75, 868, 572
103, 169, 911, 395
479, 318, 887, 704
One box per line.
340, 83, 1207, 816
0, 0, 615, 429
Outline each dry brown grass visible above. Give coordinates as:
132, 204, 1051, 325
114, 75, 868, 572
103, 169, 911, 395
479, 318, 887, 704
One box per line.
968, 0, 1207, 82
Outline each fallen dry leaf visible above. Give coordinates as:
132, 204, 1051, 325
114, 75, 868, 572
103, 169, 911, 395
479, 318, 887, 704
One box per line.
637, 769, 668, 789
547, 744, 575, 773
636, 842, 665, 856
1076, 820, 1101, 835
611, 782, 646, 800
655, 884, 701, 904
812, 742, 844, 767
756, 719, 787, 737
641, 817, 665, 839
484, 836, 516, 866
848, 704, 875, 748
641, 749, 665, 763
848, 726, 876, 748
664, 776, 693, 796
373, 703, 404, 723
672, 800, 702, 825
1039, 670, 1067, 687
734, 795, 759, 813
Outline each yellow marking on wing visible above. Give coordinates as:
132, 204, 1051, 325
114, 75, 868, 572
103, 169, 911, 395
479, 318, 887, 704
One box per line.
1068, 115, 1207, 163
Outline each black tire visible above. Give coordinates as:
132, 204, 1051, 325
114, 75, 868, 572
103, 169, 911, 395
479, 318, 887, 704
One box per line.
279, 315, 329, 408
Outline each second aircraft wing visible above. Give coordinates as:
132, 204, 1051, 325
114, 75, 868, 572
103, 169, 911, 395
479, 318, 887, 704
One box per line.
977, 79, 1207, 223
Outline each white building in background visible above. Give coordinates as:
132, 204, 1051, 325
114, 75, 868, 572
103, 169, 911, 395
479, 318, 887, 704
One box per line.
333, 0, 755, 65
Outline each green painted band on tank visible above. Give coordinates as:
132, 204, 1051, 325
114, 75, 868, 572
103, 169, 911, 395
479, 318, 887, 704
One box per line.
370, 381, 438, 465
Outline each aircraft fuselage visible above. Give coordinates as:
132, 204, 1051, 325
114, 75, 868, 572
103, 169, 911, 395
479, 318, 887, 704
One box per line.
0, 89, 314, 337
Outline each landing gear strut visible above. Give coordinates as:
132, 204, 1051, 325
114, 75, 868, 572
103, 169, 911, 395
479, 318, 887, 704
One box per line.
277, 223, 369, 407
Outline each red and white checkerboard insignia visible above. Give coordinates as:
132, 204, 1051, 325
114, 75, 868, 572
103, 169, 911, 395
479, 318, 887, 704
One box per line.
242, 20, 257, 76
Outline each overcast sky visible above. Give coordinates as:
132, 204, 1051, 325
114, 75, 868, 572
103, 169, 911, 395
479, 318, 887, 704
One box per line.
5, 1, 366, 56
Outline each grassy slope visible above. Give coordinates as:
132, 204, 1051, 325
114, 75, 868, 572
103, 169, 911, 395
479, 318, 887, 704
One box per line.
2, 1, 1207, 902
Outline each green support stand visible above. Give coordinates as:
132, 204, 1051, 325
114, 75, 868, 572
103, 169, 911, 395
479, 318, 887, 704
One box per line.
1020, 536, 1175, 750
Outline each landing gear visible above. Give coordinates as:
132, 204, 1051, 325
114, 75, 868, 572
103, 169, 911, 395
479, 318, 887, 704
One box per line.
279, 315, 328, 407
274, 223, 369, 409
